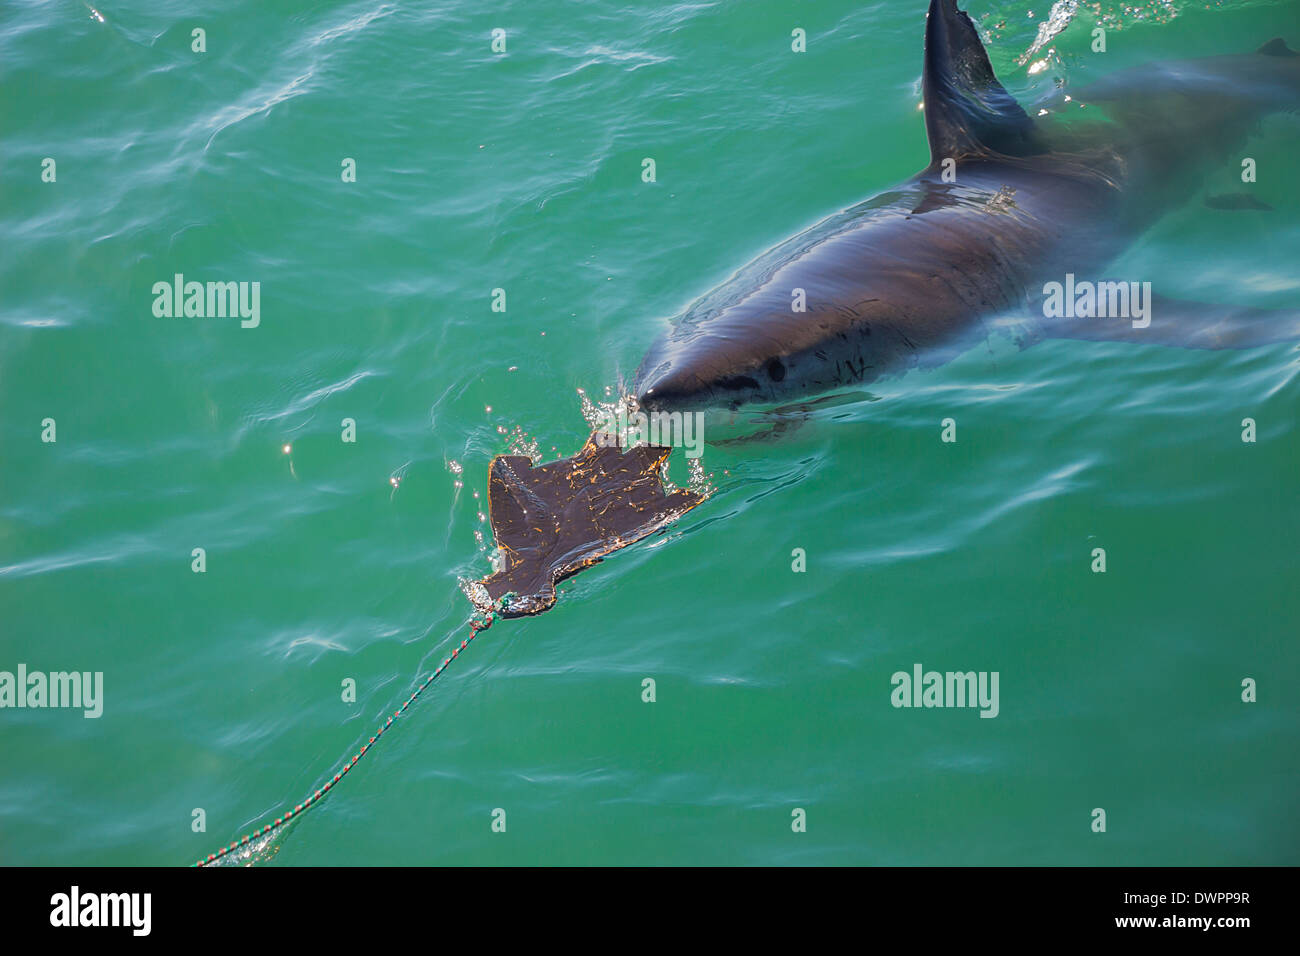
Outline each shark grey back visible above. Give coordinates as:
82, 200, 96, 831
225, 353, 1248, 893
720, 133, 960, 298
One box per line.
633, 0, 1299, 414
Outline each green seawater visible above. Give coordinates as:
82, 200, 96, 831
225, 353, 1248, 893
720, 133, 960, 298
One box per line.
1, 0, 1297, 866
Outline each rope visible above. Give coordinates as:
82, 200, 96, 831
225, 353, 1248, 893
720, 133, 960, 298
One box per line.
193, 612, 496, 866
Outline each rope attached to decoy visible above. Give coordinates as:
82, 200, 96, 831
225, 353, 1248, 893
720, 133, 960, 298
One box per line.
193, 612, 495, 867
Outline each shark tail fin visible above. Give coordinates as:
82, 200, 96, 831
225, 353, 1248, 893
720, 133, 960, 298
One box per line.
1256, 37, 1297, 57
923, 0, 1040, 163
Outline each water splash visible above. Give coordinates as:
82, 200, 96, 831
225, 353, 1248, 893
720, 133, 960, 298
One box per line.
577, 386, 623, 435
205, 824, 287, 867
1092, 0, 1187, 31
1008, 0, 1215, 67
985, 185, 1020, 213
504, 425, 542, 464
687, 455, 715, 498
660, 456, 678, 493
459, 577, 494, 614
577, 386, 650, 450
578, 384, 716, 496
1019, 0, 1078, 65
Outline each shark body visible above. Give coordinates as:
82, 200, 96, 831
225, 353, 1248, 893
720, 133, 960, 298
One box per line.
633, 0, 1299, 414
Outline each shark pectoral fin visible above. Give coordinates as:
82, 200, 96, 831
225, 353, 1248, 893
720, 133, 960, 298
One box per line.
922, 0, 1041, 161
1041, 295, 1300, 351
1256, 37, 1297, 57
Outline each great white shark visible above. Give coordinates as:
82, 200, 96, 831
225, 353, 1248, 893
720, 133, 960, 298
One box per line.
633, 0, 1300, 416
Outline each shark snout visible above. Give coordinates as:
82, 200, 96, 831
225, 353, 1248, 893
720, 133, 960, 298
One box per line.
634, 361, 713, 412
634, 343, 774, 412
635, 311, 804, 412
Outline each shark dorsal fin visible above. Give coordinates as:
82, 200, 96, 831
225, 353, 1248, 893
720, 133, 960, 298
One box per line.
923, 0, 1039, 163
1256, 37, 1297, 57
